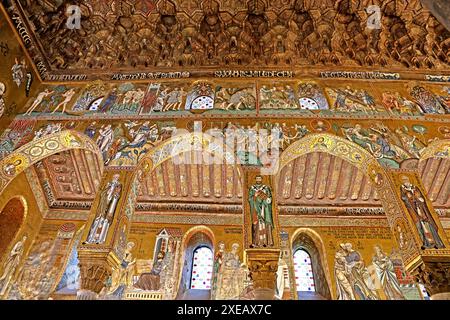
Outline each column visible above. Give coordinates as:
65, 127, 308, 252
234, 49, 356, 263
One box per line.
242, 167, 281, 300
386, 170, 450, 299
76, 168, 141, 300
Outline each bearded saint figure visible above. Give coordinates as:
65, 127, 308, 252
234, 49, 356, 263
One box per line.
400, 175, 445, 249
248, 175, 274, 248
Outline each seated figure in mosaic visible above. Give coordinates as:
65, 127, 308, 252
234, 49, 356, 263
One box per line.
214, 243, 247, 300
133, 251, 165, 291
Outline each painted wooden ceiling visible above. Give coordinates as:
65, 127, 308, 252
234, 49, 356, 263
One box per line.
3, 0, 449, 80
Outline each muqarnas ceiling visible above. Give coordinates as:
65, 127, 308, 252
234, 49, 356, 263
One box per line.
3, 0, 450, 77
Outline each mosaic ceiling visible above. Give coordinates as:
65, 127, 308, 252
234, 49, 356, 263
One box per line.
2, 0, 450, 80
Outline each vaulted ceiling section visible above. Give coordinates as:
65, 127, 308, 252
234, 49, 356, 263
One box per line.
32, 150, 450, 217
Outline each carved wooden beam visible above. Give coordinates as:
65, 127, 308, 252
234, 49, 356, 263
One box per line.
421, 0, 450, 31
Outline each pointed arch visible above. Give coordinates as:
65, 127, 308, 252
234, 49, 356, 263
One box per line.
190, 246, 214, 290
0, 196, 28, 262
0, 130, 103, 195
291, 228, 333, 300
176, 226, 215, 299
278, 133, 382, 176
137, 132, 239, 175
278, 133, 422, 287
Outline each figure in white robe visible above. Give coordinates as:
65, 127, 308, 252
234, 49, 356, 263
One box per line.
334, 246, 355, 300
86, 174, 122, 244
372, 246, 405, 300
215, 243, 246, 300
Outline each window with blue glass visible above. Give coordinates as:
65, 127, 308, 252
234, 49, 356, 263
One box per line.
293, 249, 315, 292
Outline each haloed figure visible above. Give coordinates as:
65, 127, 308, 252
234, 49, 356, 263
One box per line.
248, 175, 274, 248
400, 175, 445, 250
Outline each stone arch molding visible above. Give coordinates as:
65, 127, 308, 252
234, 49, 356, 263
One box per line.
0, 130, 104, 195
136, 132, 240, 175
278, 133, 381, 176
278, 133, 420, 264
291, 228, 333, 300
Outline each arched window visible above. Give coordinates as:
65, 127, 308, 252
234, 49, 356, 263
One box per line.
190, 246, 213, 290
0, 198, 25, 259
293, 249, 315, 292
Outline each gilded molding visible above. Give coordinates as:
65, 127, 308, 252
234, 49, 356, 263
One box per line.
279, 216, 389, 227
0, 130, 103, 194
24, 166, 47, 216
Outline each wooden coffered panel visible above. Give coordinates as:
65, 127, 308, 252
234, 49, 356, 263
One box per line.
277, 152, 450, 210
34, 149, 102, 203
3, 0, 449, 81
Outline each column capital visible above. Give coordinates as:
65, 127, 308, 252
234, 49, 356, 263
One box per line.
245, 248, 280, 300
410, 257, 450, 297
77, 168, 141, 298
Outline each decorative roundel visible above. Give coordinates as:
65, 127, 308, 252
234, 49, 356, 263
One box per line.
191, 95, 214, 110
2, 154, 29, 177
29, 146, 44, 157
438, 126, 450, 138
299, 97, 319, 110
59, 223, 76, 233
45, 139, 60, 150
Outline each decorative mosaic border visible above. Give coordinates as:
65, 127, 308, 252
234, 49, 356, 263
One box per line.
131, 213, 242, 226
279, 216, 389, 227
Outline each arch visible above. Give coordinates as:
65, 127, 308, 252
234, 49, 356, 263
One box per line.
0, 196, 27, 260
293, 249, 315, 292
279, 134, 423, 291
176, 226, 215, 299
278, 133, 382, 176
0, 130, 104, 195
181, 226, 216, 249
291, 228, 333, 300
137, 132, 239, 175
189, 246, 214, 290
